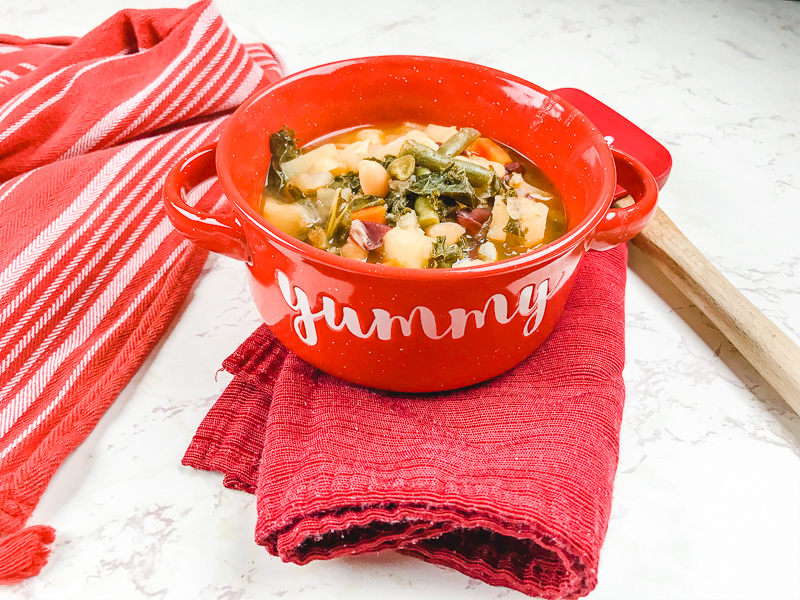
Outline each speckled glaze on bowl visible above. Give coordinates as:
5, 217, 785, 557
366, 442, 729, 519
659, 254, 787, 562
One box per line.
163, 56, 657, 392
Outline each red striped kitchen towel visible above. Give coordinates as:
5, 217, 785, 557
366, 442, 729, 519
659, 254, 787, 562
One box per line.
184, 245, 628, 600
0, 1, 283, 582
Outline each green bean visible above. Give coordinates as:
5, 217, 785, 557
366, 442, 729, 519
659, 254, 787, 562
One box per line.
399, 140, 452, 172
324, 190, 350, 242
414, 166, 432, 178
414, 196, 440, 228
350, 195, 386, 211
400, 139, 496, 191
437, 128, 480, 158
324, 191, 341, 240
455, 159, 497, 190
386, 155, 415, 180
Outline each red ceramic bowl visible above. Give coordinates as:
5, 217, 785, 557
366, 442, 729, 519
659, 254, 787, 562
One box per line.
163, 56, 657, 392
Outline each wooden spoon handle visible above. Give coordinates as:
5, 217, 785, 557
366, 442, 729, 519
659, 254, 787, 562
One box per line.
631, 207, 800, 414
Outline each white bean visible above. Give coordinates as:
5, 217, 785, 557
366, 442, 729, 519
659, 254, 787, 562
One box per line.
358, 160, 390, 198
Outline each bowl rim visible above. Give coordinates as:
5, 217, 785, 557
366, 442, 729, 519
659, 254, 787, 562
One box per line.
216, 55, 616, 281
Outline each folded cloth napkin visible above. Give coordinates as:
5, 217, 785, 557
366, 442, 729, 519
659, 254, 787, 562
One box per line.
0, 1, 282, 582
184, 244, 628, 600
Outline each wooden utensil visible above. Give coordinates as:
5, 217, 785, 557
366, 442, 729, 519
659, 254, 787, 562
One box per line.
552, 88, 799, 415
633, 208, 800, 414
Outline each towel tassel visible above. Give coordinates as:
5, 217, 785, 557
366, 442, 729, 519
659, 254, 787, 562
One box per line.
0, 525, 55, 584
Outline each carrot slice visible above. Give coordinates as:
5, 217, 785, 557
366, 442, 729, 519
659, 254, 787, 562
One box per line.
466, 137, 513, 163
351, 204, 387, 225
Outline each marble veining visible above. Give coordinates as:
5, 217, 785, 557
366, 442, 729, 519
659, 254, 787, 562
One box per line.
1, 1, 798, 599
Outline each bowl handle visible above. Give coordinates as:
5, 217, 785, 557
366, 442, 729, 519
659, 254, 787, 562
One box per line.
163, 142, 251, 262
588, 148, 659, 251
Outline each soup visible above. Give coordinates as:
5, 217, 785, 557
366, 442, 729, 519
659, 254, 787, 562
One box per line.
260, 123, 566, 269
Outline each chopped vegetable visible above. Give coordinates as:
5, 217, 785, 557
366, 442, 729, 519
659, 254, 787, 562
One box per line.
307, 226, 327, 249
351, 204, 387, 225
382, 220, 434, 268
503, 216, 527, 248
355, 128, 385, 144
399, 139, 453, 172
324, 190, 351, 244
289, 171, 334, 194
330, 171, 362, 194
400, 139, 496, 192
456, 159, 498, 191
261, 197, 318, 238
267, 126, 301, 194
340, 239, 369, 261
414, 166, 432, 178
407, 166, 478, 208
260, 122, 565, 268
281, 144, 337, 180
504, 216, 527, 237
467, 137, 513, 163
386, 155, 415, 180
507, 196, 549, 248
486, 198, 509, 244
438, 128, 481, 158
429, 235, 466, 269
425, 222, 466, 246
414, 196, 440, 228
477, 241, 498, 262
350, 219, 391, 251
509, 173, 553, 201
385, 189, 412, 226
423, 124, 459, 143
350, 195, 385, 212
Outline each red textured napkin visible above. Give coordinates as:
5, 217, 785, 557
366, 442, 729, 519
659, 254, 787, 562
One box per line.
184, 244, 628, 600
0, 1, 282, 582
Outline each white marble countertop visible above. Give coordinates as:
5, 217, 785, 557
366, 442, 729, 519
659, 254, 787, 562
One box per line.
2, 1, 798, 598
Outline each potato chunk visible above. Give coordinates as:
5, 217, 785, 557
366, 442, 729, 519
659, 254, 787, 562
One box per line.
509, 173, 553, 201
405, 129, 439, 150
340, 240, 369, 261
507, 196, 549, 248
338, 140, 371, 171
311, 156, 342, 174
477, 241, 498, 262
355, 128, 385, 144
423, 124, 459, 143
425, 222, 466, 246
382, 224, 433, 268
261, 198, 317, 238
281, 144, 337, 179
288, 171, 334, 194
486, 198, 510, 243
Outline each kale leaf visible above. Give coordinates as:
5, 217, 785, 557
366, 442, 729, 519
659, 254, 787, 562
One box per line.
503, 216, 528, 247
350, 195, 386, 212
407, 163, 478, 208
429, 235, 466, 269
504, 217, 528, 237
329, 172, 362, 195
365, 155, 397, 170
495, 176, 517, 199
385, 189, 412, 226
267, 126, 301, 194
